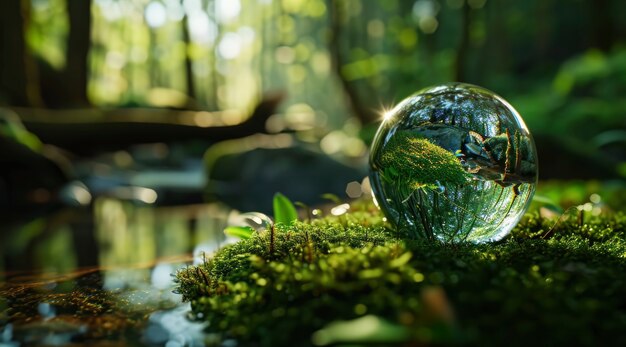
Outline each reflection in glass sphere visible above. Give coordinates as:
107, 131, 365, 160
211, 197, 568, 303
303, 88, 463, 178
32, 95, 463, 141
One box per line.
369, 83, 538, 243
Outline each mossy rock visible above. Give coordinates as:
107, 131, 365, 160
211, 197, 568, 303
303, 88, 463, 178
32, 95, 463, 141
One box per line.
176, 197, 626, 346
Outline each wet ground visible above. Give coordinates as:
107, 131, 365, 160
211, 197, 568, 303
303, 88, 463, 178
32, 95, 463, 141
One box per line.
1, 199, 237, 346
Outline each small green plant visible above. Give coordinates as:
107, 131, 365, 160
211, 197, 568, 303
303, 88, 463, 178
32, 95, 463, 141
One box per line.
272, 192, 298, 226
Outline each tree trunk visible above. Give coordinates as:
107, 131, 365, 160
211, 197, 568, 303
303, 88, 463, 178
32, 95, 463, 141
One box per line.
588, 0, 614, 51
455, 2, 471, 82
181, 15, 196, 100
0, 0, 42, 106
64, 0, 92, 106
327, 0, 378, 125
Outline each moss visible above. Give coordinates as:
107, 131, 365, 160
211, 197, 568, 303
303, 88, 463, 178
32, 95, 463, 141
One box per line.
175, 199, 626, 346
379, 130, 470, 189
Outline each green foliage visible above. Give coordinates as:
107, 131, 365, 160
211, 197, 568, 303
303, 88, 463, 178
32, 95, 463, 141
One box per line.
535, 180, 626, 211
552, 49, 626, 136
223, 226, 255, 240
272, 192, 298, 226
380, 130, 470, 189
531, 194, 564, 213
514, 48, 626, 170
176, 195, 626, 346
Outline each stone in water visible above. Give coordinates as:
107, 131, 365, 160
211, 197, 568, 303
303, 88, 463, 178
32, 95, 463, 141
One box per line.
369, 83, 538, 243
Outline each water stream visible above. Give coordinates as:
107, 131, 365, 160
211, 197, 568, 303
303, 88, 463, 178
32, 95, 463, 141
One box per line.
1, 199, 236, 346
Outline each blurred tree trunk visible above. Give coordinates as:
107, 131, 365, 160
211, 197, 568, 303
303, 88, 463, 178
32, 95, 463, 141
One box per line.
17, 92, 285, 154
455, 2, 471, 82
181, 15, 196, 100
533, 0, 552, 63
64, 0, 92, 106
588, 0, 614, 51
328, 0, 378, 125
0, 0, 42, 106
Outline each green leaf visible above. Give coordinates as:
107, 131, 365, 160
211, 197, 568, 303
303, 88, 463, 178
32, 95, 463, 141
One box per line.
273, 192, 298, 225
532, 194, 564, 213
224, 226, 255, 239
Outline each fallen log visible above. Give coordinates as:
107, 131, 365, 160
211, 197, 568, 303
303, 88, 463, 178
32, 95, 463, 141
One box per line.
14, 92, 284, 155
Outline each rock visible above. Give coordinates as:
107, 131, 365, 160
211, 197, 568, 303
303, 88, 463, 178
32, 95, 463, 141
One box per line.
206, 144, 366, 213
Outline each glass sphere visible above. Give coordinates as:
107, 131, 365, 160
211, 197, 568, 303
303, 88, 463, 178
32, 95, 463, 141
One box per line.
369, 83, 538, 243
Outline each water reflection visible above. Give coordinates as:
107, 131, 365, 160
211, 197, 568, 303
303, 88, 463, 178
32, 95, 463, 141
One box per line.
1, 198, 234, 345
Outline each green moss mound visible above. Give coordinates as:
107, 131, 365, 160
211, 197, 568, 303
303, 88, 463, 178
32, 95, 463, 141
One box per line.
175, 201, 626, 346
379, 130, 470, 188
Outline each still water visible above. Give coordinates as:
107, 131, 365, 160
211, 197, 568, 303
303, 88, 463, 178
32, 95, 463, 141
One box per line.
1, 198, 236, 346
